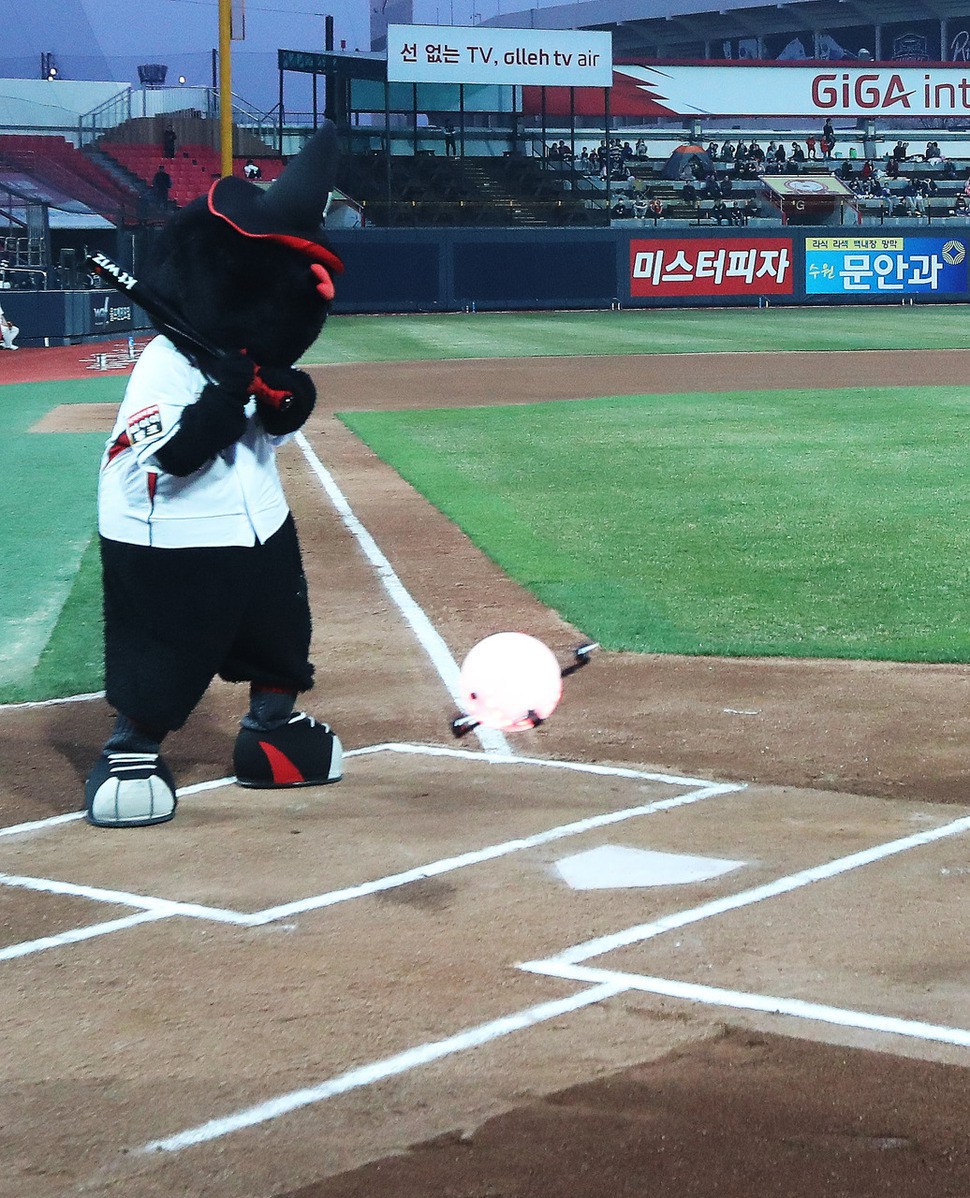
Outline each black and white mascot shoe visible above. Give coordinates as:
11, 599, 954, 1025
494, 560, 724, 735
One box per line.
84, 752, 178, 828
233, 712, 343, 788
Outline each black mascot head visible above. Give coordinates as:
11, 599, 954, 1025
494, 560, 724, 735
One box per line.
144, 121, 345, 368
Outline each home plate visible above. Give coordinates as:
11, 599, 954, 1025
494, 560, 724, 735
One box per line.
555, 845, 746, 890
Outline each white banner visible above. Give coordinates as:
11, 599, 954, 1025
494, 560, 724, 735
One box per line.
387, 25, 612, 87
615, 63, 970, 118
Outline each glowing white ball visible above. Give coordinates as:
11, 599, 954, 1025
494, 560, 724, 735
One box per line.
458, 632, 563, 732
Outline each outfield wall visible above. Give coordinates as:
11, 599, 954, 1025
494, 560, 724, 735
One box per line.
8, 223, 970, 344
327, 225, 970, 313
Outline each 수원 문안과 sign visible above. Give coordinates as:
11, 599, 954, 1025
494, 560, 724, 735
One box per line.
387, 24, 612, 87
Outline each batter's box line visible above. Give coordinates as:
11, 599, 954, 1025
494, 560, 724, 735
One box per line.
520, 960, 970, 1050
0, 744, 744, 962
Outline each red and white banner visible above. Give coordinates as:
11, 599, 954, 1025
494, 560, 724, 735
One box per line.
630, 238, 794, 298
524, 62, 970, 118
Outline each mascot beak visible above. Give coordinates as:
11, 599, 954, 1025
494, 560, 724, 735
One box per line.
207, 119, 344, 277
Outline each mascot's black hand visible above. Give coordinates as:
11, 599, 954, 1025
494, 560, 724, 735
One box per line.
256, 367, 317, 435
205, 351, 257, 399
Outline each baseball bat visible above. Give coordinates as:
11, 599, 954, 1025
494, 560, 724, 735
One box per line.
85, 251, 228, 368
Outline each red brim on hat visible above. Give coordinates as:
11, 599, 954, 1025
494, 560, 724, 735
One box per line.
207, 180, 344, 275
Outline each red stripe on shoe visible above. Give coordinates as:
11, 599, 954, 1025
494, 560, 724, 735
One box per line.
258, 742, 305, 785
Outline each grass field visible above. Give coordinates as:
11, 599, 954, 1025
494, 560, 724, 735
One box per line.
1, 306, 968, 704
305, 304, 970, 363
341, 386, 969, 662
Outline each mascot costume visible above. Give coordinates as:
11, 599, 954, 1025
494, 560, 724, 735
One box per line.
85, 122, 345, 828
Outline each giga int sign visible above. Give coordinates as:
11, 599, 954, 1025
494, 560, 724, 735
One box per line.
526, 63, 970, 118
813, 71, 970, 110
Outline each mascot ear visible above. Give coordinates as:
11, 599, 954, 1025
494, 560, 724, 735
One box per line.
310, 263, 335, 301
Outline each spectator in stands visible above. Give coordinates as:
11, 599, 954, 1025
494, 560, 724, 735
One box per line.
837, 159, 855, 181
775, 142, 786, 166
622, 141, 634, 163
151, 163, 172, 206
702, 174, 722, 199
632, 193, 650, 221
963, 172, 970, 196
728, 199, 745, 226
720, 173, 733, 196
892, 140, 908, 162
744, 196, 760, 222
682, 178, 698, 205
886, 156, 900, 180
579, 147, 591, 171
951, 192, 969, 216
711, 197, 728, 224
707, 142, 718, 160
861, 158, 874, 181
791, 141, 806, 163
822, 118, 836, 150
924, 140, 942, 163
649, 196, 664, 221
720, 141, 735, 161
444, 125, 458, 156
163, 125, 177, 158
635, 138, 648, 158
806, 133, 817, 159
243, 158, 262, 180
611, 195, 632, 218
0, 300, 18, 350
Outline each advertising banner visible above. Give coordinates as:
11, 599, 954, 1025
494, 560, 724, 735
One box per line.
524, 62, 970, 118
805, 235, 969, 295
630, 238, 795, 298
89, 291, 135, 333
387, 25, 612, 86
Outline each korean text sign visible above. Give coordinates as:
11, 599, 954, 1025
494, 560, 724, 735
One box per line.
630, 239, 795, 297
805, 236, 968, 295
387, 25, 612, 86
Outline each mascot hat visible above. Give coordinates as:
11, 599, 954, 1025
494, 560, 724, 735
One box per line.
207, 120, 344, 277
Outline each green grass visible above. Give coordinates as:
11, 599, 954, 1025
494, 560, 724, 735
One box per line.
3, 309, 970, 706
305, 304, 970, 364
340, 387, 970, 662
0, 377, 114, 700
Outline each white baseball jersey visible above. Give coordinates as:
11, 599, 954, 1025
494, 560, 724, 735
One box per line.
98, 335, 291, 548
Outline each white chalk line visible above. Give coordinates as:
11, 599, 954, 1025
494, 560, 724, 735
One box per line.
0, 910, 169, 962
138, 801, 970, 1156
520, 961, 970, 1050
0, 689, 105, 712
140, 979, 627, 1154
296, 431, 510, 758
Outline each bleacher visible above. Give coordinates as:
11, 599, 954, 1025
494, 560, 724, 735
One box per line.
98, 141, 286, 209
0, 134, 139, 225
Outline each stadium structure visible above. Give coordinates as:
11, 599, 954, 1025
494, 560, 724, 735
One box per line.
5, 0, 970, 337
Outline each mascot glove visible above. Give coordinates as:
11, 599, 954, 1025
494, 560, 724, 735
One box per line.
207, 351, 257, 399
257, 367, 316, 435
252, 365, 294, 411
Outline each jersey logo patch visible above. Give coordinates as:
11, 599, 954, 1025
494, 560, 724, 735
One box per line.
127, 405, 163, 444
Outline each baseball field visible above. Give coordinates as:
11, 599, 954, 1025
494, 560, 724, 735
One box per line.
0, 305, 968, 1197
